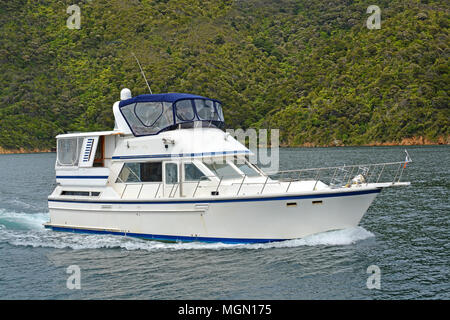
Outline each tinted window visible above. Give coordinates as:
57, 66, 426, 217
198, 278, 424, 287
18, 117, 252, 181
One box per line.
165, 163, 178, 184
117, 162, 162, 183
140, 162, 162, 182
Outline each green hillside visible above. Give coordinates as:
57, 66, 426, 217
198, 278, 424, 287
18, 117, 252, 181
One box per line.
0, 0, 448, 150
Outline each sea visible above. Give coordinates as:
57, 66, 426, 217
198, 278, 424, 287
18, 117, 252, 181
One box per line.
0, 146, 448, 299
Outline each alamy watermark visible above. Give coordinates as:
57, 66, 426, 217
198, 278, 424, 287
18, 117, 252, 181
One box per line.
66, 5, 81, 30
366, 265, 381, 290
67, 4, 382, 31
226, 128, 279, 173
367, 5, 381, 30
166, 127, 280, 173
66, 265, 81, 290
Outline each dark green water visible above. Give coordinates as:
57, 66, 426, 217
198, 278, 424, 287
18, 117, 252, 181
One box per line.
0, 146, 448, 299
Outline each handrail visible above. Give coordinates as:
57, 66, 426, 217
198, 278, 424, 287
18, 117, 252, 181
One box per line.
263, 160, 409, 176
117, 158, 412, 198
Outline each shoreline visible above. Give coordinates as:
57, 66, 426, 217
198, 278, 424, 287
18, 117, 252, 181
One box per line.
283, 136, 450, 148
0, 148, 54, 155
0, 136, 448, 154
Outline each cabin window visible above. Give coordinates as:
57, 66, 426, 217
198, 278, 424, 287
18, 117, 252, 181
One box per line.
57, 138, 83, 166
232, 158, 261, 177
61, 191, 100, 196
120, 102, 173, 136
195, 99, 220, 121
117, 162, 162, 183
184, 163, 208, 181
135, 102, 163, 126
203, 160, 242, 180
165, 163, 179, 184
140, 162, 163, 182
175, 100, 195, 121
215, 102, 224, 121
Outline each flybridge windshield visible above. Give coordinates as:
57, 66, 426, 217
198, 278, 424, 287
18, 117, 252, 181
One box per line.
119, 94, 224, 136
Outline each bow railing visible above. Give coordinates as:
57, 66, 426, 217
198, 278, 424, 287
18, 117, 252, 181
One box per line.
118, 150, 412, 198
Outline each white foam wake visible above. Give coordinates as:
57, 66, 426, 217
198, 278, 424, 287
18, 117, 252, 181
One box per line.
1, 224, 374, 252
0, 208, 374, 250
0, 209, 48, 230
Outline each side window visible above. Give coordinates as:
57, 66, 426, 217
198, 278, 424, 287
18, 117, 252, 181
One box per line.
184, 163, 208, 181
117, 162, 162, 183
117, 163, 141, 182
195, 99, 218, 121
140, 162, 162, 182
215, 102, 224, 121
57, 137, 83, 166
121, 103, 144, 132
165, 163, 178, 184
175, 100, 195, 121
135, 102, 163, 127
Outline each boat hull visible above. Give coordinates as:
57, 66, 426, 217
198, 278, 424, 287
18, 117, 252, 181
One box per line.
46, 188, 381, 243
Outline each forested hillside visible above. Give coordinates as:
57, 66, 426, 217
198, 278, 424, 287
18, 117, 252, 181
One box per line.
0, 0, 448, 150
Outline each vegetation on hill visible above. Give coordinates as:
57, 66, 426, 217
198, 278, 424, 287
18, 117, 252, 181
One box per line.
0, 0, 448, 150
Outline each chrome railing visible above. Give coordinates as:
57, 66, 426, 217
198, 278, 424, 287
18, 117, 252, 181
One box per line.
118, 158, 412, 199
264, 160, 411, 190
118, 150, 412, 198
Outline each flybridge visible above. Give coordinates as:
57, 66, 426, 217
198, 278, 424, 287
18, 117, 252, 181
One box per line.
54, 89, 245, 187
114, 91, 225, 137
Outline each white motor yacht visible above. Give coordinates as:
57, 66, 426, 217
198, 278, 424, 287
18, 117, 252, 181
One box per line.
45, 89, 411, 243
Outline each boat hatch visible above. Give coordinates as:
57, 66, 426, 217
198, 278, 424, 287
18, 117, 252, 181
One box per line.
118, 93, 224, 136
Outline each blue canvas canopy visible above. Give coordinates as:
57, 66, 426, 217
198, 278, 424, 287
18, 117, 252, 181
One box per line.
119, 93, 214, 107
118, 93, 225, 136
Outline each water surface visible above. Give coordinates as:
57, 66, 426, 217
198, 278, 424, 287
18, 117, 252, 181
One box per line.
0, 146, 448, 299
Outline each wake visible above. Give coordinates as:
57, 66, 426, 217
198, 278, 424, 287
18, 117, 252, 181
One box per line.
0, 210, 374, 251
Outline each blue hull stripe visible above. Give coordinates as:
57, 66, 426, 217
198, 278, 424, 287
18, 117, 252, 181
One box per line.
48, 188, 381, 205
46, 225, 285, 244
56, 176, 109, 179
112, 150, 250, 160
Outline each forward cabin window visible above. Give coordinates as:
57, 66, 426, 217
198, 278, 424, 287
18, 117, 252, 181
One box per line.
232, 158, 261, 177
135, 102, 163, 126
120, 102, 173, 136
184, 163, 208, 181
195, 99, 220, 121
117, 162, 163, 183
203, 159, 242, 179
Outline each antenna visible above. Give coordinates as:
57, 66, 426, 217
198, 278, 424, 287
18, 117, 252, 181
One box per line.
131, 52, 152, 94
